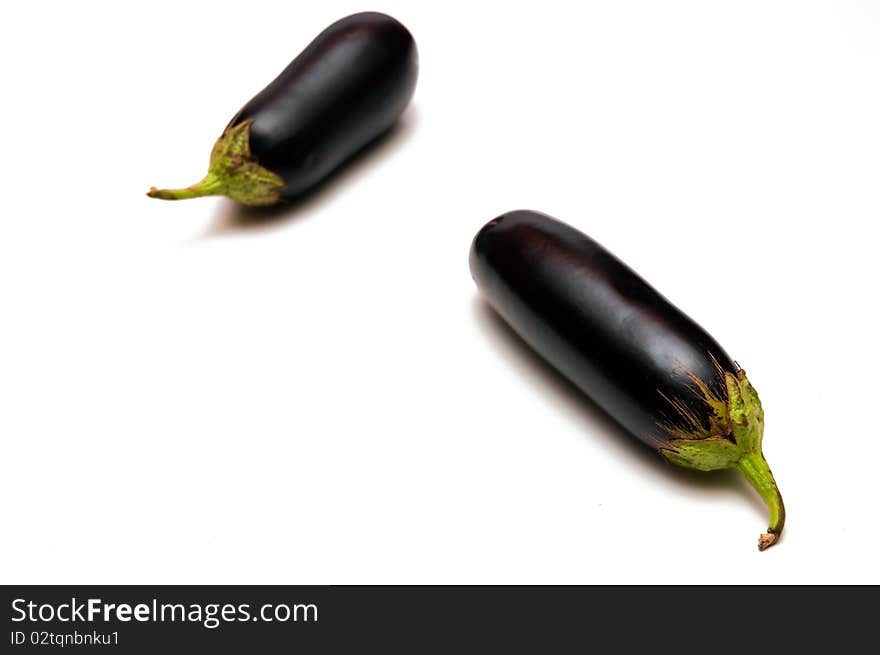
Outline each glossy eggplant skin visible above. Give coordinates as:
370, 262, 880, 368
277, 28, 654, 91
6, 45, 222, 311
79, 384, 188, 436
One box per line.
228, 12, 418, 198
469, 210, 737, 449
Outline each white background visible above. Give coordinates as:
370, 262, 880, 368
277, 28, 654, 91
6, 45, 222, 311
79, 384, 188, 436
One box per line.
1, 1, 878, 584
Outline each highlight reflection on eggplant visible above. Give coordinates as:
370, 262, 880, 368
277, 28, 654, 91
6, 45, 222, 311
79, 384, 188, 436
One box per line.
148, 12, 418, 206
470, 210, 785, 550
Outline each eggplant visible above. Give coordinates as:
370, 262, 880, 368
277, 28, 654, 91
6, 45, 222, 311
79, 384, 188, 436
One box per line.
470, 210, 784, 550
148, 12, 418, 206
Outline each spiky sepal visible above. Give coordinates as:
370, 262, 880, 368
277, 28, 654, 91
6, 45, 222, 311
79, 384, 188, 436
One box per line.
658, 368, 785, 551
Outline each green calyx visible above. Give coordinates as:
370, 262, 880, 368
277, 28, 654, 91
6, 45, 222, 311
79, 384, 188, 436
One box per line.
147, 119, 286, 206
658, 368, 785, 551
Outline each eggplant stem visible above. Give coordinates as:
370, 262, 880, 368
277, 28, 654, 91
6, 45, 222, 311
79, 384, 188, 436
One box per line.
147, 173, 225, 201
735, 452, 785, 551
146, 121, 285, 206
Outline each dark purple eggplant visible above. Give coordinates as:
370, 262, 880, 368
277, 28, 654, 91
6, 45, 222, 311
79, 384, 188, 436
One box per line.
470, 210, 784, 550
148, 12, 417, 206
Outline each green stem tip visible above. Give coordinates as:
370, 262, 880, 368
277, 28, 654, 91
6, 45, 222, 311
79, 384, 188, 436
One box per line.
147, 173, 225, 201
735, 452, 786, 551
